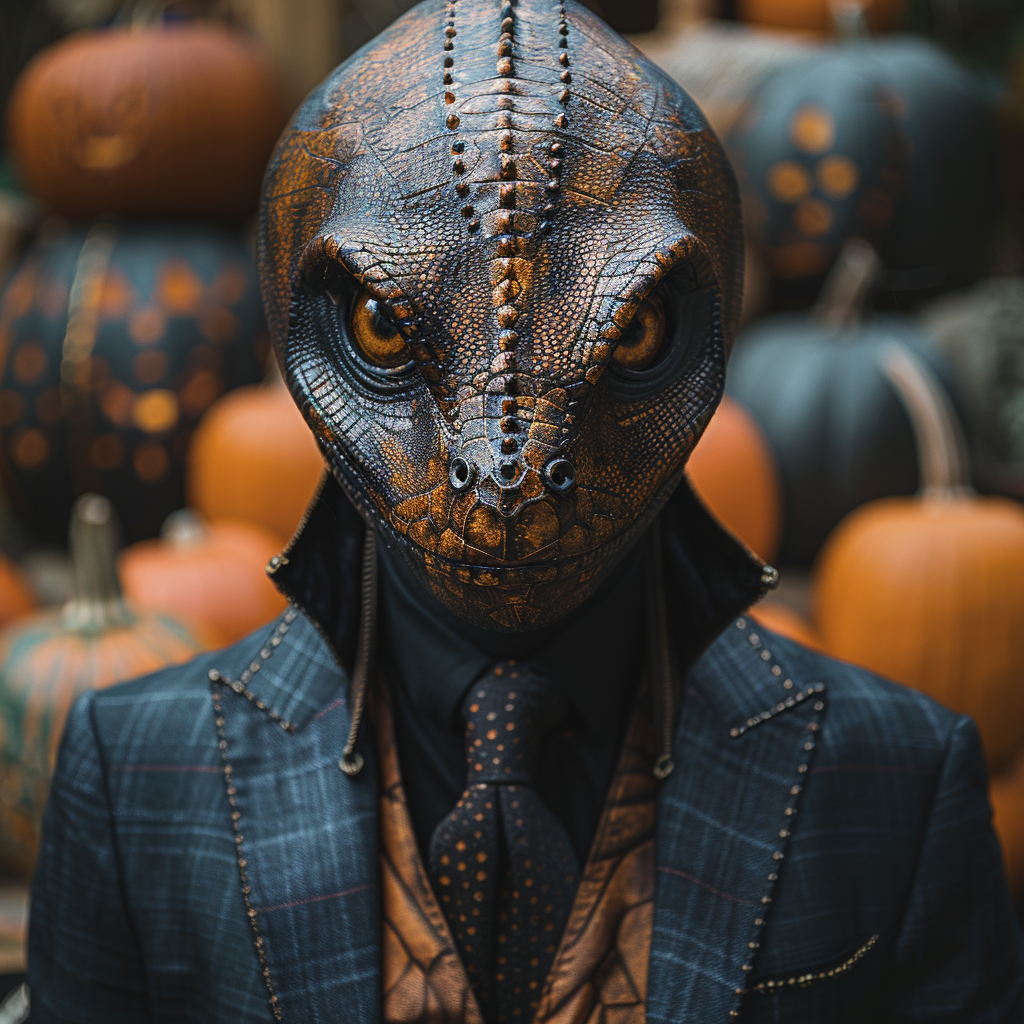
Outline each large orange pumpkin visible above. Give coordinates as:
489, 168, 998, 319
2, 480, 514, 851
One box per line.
186, 380, 325, 541
0, 494, 201, 875
736, 0, 903, 35
686, 395, 782, 562
119, 510, 287, 649
6, 24, 289, 222
813, 344, 1024, 772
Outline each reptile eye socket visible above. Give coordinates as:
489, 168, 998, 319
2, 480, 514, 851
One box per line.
612, 294, 666, 371
350, 290, 410, 369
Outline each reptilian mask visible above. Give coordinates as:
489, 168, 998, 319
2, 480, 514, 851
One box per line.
258, 0, 744, 632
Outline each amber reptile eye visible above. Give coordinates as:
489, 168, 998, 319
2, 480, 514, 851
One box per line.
612, 294, 666, 370
350, 290, 410, 368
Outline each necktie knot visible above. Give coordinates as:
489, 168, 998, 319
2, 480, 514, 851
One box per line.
461, 661, 566, 787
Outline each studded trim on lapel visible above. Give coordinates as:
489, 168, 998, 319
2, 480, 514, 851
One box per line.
209, 610, 381, 1024
208, 609, 352, 733
646, 616, 827, 1024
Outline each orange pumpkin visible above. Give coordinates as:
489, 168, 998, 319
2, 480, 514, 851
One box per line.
0, 553, 36, 626
748, 601, 822, 651
813, 344, 1024, 772
991, 752, 1024, 899
119, 510, 287, 649
6, 24, 288, 222
686, 395, 783, 562
0, 494, 201, 875
736, 0, 903, 35
186, 380, 325, 541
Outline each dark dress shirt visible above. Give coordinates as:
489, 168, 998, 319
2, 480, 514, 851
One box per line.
375, 538, 647, 865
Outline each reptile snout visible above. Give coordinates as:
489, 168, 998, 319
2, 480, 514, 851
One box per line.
449, 449, 575, 505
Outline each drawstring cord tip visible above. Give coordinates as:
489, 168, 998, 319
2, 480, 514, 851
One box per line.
339, 751, 365, 777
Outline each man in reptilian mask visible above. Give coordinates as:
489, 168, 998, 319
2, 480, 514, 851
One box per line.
27, 2, 1024, 1021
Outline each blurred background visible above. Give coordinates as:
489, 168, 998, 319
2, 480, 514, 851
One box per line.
0, 0, 1023, 1005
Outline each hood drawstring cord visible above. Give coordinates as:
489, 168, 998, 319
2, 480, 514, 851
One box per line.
340, 529, 378, 778
647, 518, 676, 781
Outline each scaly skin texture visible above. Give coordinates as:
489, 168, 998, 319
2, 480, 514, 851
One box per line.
258, 0, 744, 632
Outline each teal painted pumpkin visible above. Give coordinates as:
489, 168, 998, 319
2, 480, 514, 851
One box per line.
0, 221, 267, 544
0, 495, 201, 876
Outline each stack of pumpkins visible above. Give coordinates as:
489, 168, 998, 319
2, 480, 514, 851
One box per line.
688, 315, 1024, 900
681, 0, 1024, 896
0, 18, 330, 873
1, 20, 290, 543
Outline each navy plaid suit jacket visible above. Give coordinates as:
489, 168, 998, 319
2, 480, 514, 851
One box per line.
28, 608, 1024, 1022
26, 480, 1024, 1021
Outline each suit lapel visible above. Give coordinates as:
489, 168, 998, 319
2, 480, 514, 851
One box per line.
218, 479, 786, 1024
211, 609, 381, 1024
646, 616, 827, 1024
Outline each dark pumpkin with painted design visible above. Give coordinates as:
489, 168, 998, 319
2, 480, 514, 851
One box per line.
0, 221, 267, 544
727, 310, 955, 565
727, 38, 998, 297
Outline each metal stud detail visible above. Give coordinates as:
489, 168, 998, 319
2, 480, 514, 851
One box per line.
549, 0, 570, 202
727, 683, 825, 739
210, 682, 283, 1022
208, 609, 298, 733
443, 2, 466, 222
742, 935, 879, 995
727, 630, 827, 1020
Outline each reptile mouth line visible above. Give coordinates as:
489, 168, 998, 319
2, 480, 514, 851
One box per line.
369, 455, 690, 585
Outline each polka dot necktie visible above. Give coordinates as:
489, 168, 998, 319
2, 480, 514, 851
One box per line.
429, 661, 580, 1022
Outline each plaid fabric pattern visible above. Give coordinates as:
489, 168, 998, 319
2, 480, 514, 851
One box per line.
648, 617, 1024, 1023
28, 609, 1024, 1023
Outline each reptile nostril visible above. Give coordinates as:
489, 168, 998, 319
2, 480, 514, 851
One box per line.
544, 458, 576, 494
499, 461, 518, 482
449, 457, 475, 491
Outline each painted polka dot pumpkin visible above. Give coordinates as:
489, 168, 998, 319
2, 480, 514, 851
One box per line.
0, 220, 267, 544
726, 38, 997, 294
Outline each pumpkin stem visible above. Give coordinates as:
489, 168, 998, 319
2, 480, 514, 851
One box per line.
877, 342, 973, 497
115, 0, 173, 28
816, 237, 882, 329
63, 494, 134, 633
830, 0, 870, 40
162, 508, 208, 548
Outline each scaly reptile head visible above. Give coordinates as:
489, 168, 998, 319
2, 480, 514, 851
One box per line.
258, 0, 743, 632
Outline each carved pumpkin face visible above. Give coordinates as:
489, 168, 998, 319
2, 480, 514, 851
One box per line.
7, 24, 289, 222
258, 0, 744, 632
